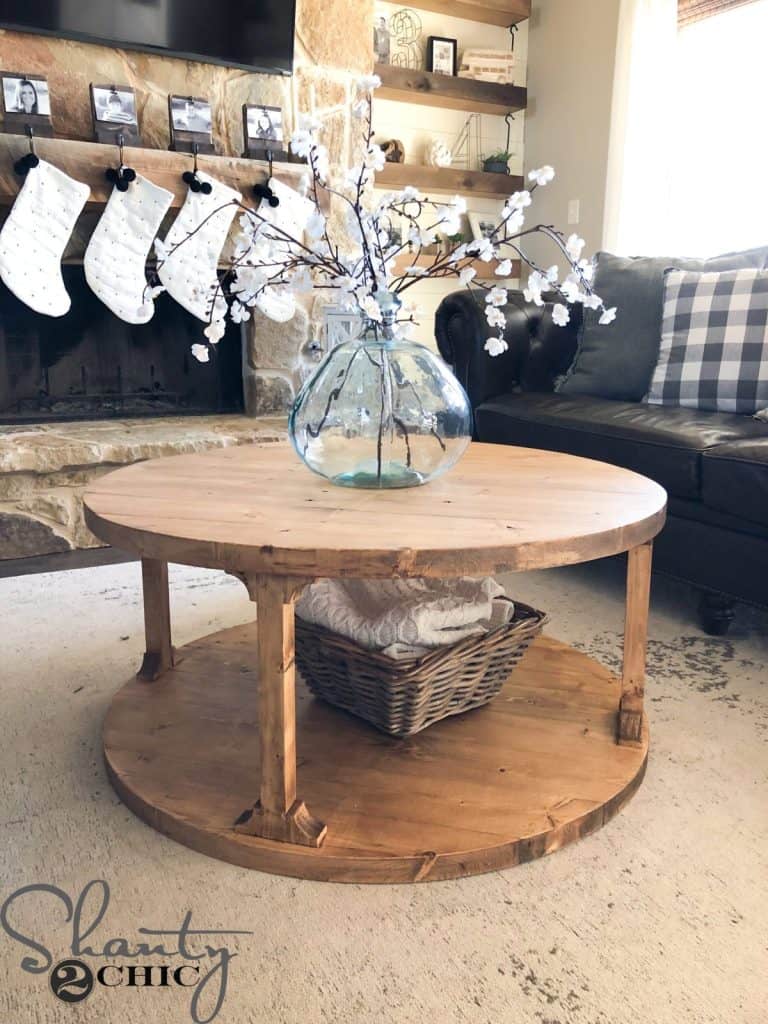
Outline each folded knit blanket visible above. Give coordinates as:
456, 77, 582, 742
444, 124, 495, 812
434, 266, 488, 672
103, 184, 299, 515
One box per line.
296, 577, 513, 660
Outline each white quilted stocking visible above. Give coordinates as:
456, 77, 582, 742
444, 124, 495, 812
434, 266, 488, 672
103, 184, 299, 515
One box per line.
157, 171, 241, 323
0, 159, 90, 317
84, 174, 174, 324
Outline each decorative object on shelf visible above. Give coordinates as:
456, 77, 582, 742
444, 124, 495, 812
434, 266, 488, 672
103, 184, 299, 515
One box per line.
482, 151, 511, 174
468, 211, 499, 242
380, 138, 405, 163
163, 78, 613, 487
242, 103, 288, 161
168, 94, 214, 154
425, 139, 452, 168
290, 289, 473, 488
0, 71, 53, 138
0, 149, 90, 317
389, 8, 423, 70
482, 112, 515, 174
154, 164, 240, 329
427, 36, 458, 77
90, 84, 141, 146
459, 49, 517, 85
84, 140, 173, 325
450, 113, 481, 170
373, 13, 391, 64
323, 305, 363, 351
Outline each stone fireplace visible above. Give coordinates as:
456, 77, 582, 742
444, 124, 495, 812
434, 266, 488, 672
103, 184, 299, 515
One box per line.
0, 0, 373, 563
0, 267, 244, 423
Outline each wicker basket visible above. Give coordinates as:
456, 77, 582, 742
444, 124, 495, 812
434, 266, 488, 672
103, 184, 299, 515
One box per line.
295, 600, 548, 737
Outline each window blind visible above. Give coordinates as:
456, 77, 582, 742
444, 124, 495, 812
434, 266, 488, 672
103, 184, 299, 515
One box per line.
679, 0, 762, 25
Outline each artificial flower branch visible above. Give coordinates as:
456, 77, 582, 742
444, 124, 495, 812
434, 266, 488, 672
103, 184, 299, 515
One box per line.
151, 75, 615, 362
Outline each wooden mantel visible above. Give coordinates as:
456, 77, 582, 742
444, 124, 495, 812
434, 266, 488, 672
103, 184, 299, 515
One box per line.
0, 133, 310, 210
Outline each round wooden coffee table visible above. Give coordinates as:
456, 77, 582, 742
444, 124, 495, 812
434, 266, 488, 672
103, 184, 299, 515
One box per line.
84, 442, 666, 883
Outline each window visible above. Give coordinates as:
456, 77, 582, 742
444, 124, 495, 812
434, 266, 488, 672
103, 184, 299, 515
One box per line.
669, 0, 768, 255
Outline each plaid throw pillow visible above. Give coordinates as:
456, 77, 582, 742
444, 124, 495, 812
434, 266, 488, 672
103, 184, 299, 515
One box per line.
645, 268, 768, 414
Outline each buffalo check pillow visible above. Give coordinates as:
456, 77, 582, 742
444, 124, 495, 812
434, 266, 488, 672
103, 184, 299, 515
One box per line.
645, 267, 768, 414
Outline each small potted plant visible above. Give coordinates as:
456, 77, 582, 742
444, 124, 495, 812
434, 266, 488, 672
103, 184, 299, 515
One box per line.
482, 151, 512, 174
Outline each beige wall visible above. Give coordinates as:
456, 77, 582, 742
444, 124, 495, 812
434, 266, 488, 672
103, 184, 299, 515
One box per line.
523, 0, 621, 265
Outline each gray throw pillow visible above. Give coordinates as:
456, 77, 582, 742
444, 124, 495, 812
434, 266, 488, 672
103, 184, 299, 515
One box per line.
557, 246, 768, 401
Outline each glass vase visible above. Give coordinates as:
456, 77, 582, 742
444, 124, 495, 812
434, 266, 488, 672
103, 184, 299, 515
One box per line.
288, 292, 472, 489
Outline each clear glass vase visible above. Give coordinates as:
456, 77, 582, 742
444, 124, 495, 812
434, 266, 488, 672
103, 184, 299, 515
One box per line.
289, 292, 472, 488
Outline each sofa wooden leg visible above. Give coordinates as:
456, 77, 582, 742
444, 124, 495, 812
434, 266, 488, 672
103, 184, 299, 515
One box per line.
698, 592, 735, 636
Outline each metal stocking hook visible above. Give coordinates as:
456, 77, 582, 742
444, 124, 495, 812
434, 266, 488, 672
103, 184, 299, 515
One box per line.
252, 147, 279, 207
13, 124, 40, 176
105, 132, 137, 192
182, 142, 212, 194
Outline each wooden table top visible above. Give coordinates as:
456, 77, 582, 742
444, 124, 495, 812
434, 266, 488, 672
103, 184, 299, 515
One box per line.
83, 442, 667, 579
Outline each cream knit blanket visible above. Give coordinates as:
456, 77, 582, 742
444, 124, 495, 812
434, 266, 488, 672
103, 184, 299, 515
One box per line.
296, 577, 513, 660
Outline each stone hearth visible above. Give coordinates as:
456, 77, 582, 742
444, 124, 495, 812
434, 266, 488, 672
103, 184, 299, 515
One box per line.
0, 416, 286, 559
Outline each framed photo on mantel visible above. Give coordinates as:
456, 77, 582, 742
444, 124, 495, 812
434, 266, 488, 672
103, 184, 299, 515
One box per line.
90, 84, 142, 146
168, 94, 215, 154
0, 71, 54, 137
242, 103, 288, 161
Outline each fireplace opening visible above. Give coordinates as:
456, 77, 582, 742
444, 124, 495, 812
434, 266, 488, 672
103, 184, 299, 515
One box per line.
0, 267, 244, 423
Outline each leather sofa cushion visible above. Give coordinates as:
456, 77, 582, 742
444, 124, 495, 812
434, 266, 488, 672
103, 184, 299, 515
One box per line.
557, 246, 768, 402
702, 437, 768, 527
474, 392, 768, 500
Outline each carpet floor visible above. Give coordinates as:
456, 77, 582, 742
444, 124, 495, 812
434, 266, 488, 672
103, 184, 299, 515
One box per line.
0, 558, 766, 1024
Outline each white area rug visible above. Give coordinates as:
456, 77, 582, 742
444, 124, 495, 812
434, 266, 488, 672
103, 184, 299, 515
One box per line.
1, 559, 766, 1023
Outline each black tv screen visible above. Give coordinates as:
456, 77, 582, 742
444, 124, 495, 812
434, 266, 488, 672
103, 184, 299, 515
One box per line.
0, 0, 296, 75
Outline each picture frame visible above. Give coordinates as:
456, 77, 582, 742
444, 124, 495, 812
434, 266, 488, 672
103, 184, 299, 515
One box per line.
0, 71, 53, 137
426, 36, 458, 77
324, 306, 363, 350
468, 211, 499, 242
89, 84, 141, 146
168, 94, 214, 154
242, 103, 288, 161
373, 13, 391, 64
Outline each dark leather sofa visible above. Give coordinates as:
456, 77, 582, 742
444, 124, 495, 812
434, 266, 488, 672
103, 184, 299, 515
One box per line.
435, 290, 768, 634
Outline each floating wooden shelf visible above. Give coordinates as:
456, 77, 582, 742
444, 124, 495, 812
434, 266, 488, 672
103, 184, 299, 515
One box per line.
376, 161, 523, 200
392, 252, 520, 280
0, 133, 311, 210
402, 0, 530, 26
375, 63, 526, 117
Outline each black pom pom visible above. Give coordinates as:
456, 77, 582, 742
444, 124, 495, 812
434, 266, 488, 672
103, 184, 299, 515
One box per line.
105, 167, 119, 184
268, 195, 280, 207
116, 179, 130, 192
14, 153, 39, 176
253, 183, 270, 199
190, 179, 201, 193
182, 170, 196, 185
201, 181, 212, 195
122, 167, 137, 183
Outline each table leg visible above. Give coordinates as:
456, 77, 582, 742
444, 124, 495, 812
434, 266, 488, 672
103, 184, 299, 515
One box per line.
137, 558, 174, 682
234, 575, 327, 848
619, 541, 653, 745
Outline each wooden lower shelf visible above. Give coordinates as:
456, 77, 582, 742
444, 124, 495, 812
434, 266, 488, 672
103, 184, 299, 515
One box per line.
0, 133, 310, 210
376, 161, 523, 200
104, 623, 648, 884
